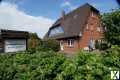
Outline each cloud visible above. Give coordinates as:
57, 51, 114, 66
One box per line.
61, 1, 76, 10
61, 1, 71, 7
0, 2, 54, 38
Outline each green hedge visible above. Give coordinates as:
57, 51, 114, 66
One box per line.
28, 39, 60, 53
0, 46, 120, 80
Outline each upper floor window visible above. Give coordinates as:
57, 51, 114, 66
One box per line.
49, 26, 64, 37
97, 27, 104, 32
97, 27, 101, 32
86, 24, 89, 30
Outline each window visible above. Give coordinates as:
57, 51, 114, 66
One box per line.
97, 27, 104, 32
97, 27, 101, 32
79, 32, 82, 36
86, 24, 89, 30
67, 39, 74, 47
49, 26, 64, 37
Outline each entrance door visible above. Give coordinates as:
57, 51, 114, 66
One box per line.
60, 41, 64, 51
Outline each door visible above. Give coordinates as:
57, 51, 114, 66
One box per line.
5, 39, 26, 52
60, 41, 64, 51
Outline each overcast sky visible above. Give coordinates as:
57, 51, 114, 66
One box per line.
0, 0, 119, 38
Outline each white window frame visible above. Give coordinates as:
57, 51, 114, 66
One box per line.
67, 39, 74, 47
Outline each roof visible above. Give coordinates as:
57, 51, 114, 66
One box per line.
0, 29, 29, 39
44, 3, 100, 39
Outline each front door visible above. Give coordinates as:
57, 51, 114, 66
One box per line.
60, 41, 64, 51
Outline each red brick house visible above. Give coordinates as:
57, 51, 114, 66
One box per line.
44, 3, 104, 54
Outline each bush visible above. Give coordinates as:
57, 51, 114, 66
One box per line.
0, 51, 66, 80
95, 40, 111, 50
95, 40, 100, 49
28, 33, 41, 49
0, 46, 120, 80
37, 39, 60, 52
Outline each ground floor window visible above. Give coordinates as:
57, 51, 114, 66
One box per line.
67, 39, 74, 47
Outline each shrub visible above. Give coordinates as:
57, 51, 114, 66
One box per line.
95, 40, 100, 49
0, 51, 66, 80
95, 40, 111, 50
0, 46, 120, 80
37, 39, 60, 52
28, 33, 42, 50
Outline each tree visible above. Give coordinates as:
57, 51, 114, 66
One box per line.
102, 9, 120, 46
28, 33, 41, 49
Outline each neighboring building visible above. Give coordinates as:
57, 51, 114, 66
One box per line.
44, 3, 104, 54
0, 29, 29, 53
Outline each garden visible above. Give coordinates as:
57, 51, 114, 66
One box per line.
0, 7, 120, 80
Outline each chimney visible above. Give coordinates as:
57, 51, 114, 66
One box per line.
61, 10, 65, 19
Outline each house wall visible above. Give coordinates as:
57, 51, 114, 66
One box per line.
78, 11, 104, 49
60, 11, 104, 54
60, 38, 79, 54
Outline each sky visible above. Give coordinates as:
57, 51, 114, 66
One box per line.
0, 0, 119, 38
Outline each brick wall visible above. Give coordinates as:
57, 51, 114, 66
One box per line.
78, 11, 104, 49
59, 38, 79, 54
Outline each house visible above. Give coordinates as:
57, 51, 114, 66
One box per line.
44, 3, 104, 54
0, 29, 29, 53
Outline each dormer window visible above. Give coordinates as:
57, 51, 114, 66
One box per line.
49, 26, 64, 37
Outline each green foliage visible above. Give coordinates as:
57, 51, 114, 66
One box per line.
28, 37, 60, 53
95, 40, 100, 49
0, 51, 66, 80
37, 39, 60, 52
28, 33, 41, 49
95, 40, 111, 50
102, 9, 120, 45
0, 47, 120, 80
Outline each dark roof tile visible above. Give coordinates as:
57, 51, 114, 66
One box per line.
44, 3, 99, 39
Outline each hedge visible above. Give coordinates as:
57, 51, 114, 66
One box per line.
0, 46, 120, 80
